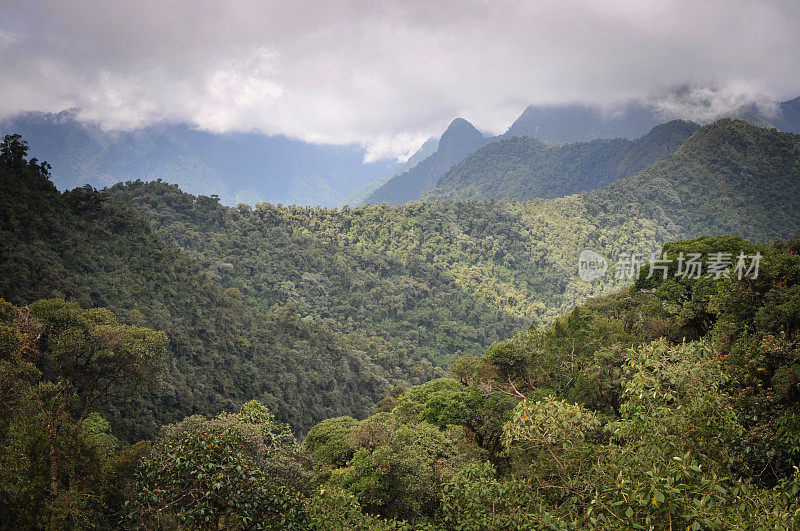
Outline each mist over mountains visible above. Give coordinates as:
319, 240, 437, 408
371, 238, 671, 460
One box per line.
0, 110, 403, 207
505, 95, 800, 142
3, 92, 800, 209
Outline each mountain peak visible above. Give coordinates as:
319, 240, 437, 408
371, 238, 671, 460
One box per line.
362, 117, 489, 205
440, 118, 482, 145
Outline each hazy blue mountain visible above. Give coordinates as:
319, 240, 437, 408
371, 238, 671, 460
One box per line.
504, 96, 800, 143
0, 110, 401, 207
771, 96, 800, 134
363, 118, 490, 205
425, 120, 700, 201
6, 96, 797, 209
504, 101, 663, 142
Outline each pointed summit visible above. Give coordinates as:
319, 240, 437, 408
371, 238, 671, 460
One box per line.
441, 117, 481, 137
363, 117, 489, 205
436, 118, 486, 170
439, 118, 483, 150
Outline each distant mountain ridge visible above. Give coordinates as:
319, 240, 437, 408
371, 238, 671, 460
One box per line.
506, 96, 800, 142
0, 110, 402, 207
364, 96, 800, 206
424, 120, 700, 201
769, 96, 800, 133
4, 95, 800, 208
505, 101, 661, 142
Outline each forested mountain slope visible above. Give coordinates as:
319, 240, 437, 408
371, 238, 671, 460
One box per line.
111, 119, 800, 371
0, 138, 400, 438
425, 119, 699, 201
589, 118, 800, 242
3, 119, 799, 439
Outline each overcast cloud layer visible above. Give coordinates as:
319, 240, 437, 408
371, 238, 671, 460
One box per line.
2, 0, 799, 161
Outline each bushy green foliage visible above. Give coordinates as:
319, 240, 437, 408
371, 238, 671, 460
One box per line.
306, 486, 403, 529
304, 416, 360, 469
503, 395, 602, 509
710, 240, 800, 482
464, 340, 800, 529
304, 335, 800, 528
584, 341, 798, 529
331, 413, 465, 522
129, 400, 311, 529
439, 460, 543, 528
393, 378, 479, 429
636, 235, 800, 483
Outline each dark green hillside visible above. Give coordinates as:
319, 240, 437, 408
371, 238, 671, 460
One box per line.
426, 119, 699, 201
589, 118, 800, 242
0, 135, 397, 437
108, 182, 534, 363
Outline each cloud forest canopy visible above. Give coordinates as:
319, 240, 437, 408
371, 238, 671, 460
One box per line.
1, 118, 800, 526
3, 233, 800, 527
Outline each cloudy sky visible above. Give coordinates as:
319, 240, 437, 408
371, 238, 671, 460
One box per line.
2, 0, 799, 161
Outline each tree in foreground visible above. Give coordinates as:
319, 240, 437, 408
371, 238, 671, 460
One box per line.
130, 400, 313, 529
0, 298, 166, 528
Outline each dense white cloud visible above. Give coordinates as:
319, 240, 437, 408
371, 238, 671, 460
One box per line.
1, 0, 799, 160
